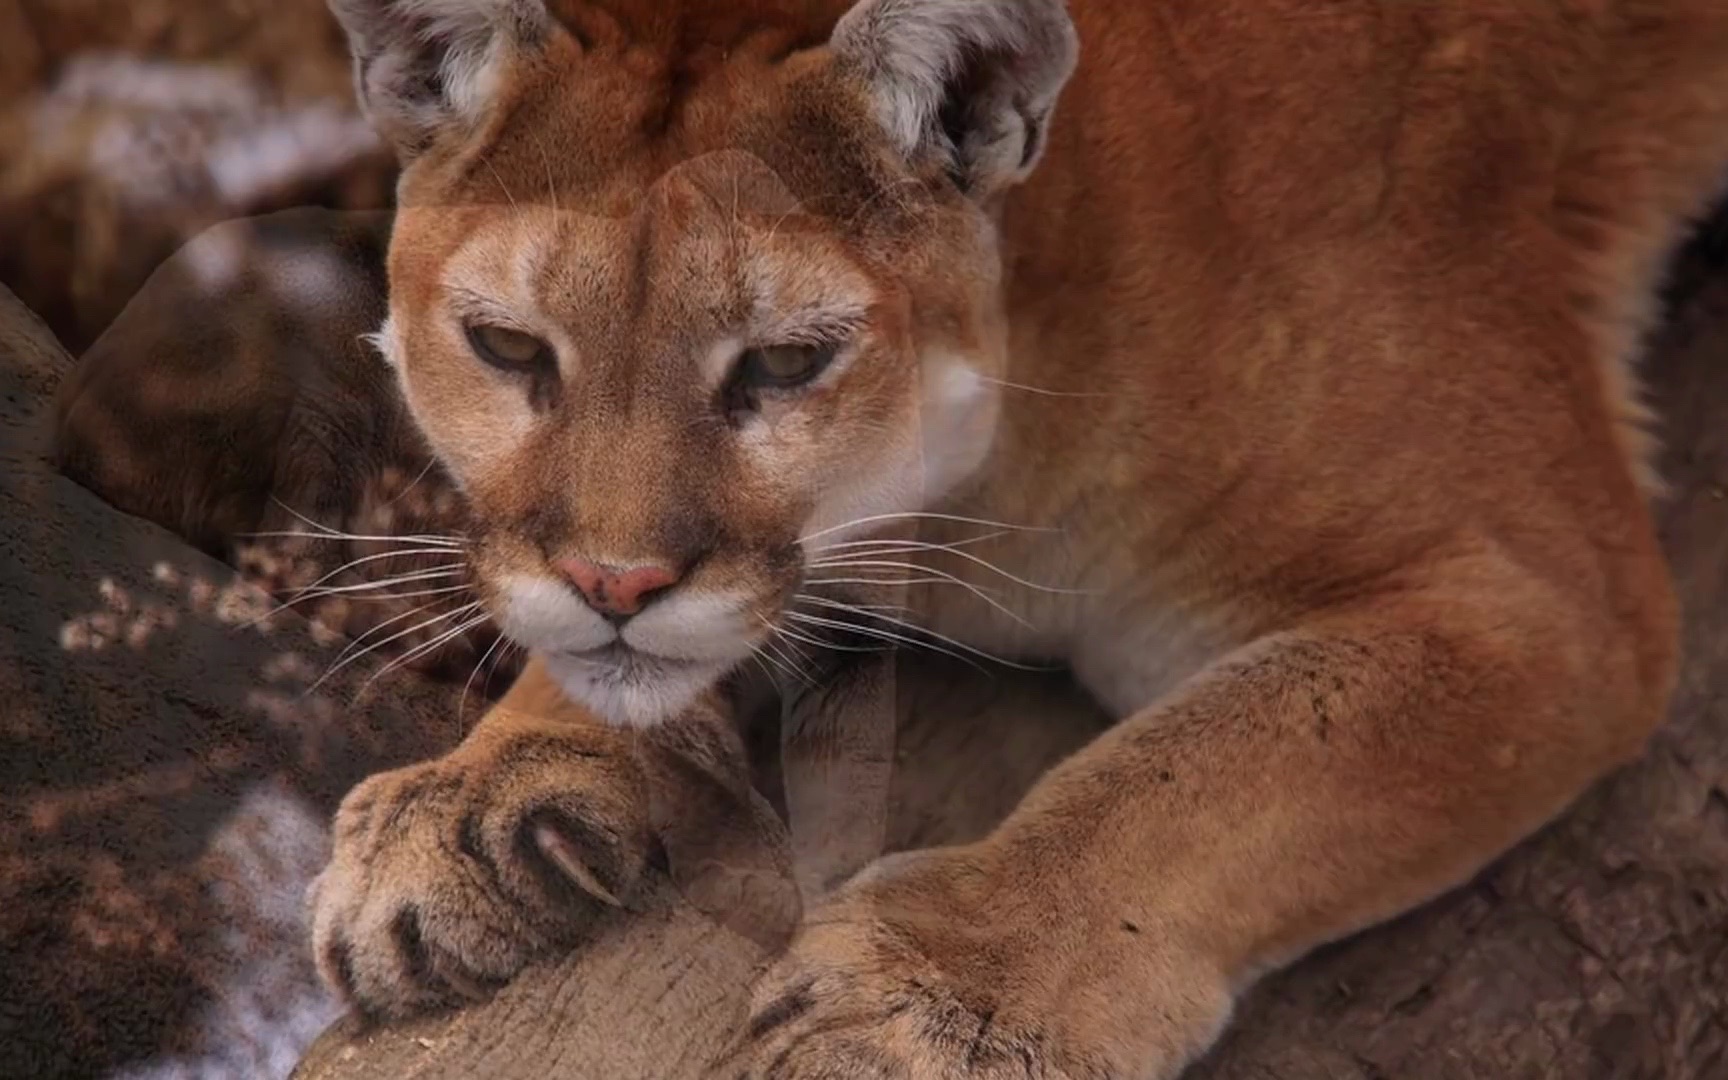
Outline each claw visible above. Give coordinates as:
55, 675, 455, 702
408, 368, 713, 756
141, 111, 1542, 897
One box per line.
533, 819, 624, 907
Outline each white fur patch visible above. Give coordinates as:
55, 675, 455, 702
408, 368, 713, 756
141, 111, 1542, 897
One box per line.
701, 336, 747, 385
542, 651, 726, 729
798, 348, 1000, 546
916, 354, 998, 498
495, 575, 754, 726
362, 314, 403, 370
1072, 604, 1235, 720
623, 589, 763, 664
494, 573, 614, 655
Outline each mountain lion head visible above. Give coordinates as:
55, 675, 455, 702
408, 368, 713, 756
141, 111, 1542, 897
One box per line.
332, 0, 1077, 723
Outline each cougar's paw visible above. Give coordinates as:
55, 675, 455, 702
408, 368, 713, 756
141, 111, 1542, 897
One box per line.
719, 846, 1230, 1080
308, 720, 654, 1019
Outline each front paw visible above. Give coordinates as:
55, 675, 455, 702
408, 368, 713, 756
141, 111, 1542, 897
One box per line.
720, 847, 1231, 1080
308, 718, 654, 1019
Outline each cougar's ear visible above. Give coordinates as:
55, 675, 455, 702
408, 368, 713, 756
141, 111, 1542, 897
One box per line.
831, 0, 1077, 199
327, 0, 552, 157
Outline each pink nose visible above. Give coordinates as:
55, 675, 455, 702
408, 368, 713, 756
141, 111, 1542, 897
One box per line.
556, 558, 679, 619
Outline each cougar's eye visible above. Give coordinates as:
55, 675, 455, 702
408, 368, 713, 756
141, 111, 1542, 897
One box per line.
736, 344, 836, 390
465, 324, 552, 373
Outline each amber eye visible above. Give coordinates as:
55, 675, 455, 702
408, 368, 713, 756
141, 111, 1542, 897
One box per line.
736, 344, 836, 390
465, 324, 552, 373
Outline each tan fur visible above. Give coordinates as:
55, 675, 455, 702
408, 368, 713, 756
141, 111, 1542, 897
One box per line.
294, 0, 1728, 1075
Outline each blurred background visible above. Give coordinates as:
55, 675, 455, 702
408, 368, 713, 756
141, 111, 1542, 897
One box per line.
0, 0, 394, 357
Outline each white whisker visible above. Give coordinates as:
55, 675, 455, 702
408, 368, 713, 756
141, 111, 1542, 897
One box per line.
240, 529, 447, 545
782, 610, 991, 673
307, 602, 483, 693
788, 608, 1059, 674
772, 619, 893, 657
794, 594, 914, 617
797, 511, 1058, 545
806, 530, 1010, 557
751, 627, 811, 688
261, 498, 466, 547
326, 598, 455, 670
245, 567, 468, 629
814, 547, 1096, 598
803, 557, 1031, 627
245, 527, 466, 549
278, 546, 466, 599
460, 631, 511, 719
383, 458, 441, 506
359, 611, 494, 698
285, 566, 467, 602
290, 583, 472, 606
977, 374, 1110, 399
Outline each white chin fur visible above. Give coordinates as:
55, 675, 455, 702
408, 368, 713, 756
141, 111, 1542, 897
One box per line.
496, 574, 759, 725
542, 652, 727, 728
495, 574, 614, 654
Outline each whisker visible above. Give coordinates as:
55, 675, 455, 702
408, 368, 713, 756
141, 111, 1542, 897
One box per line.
460, 631, 511, 720
283, 566, 467, 604
782, 610, 989, 673
797, 511, 1059, 545
792, 598, 1057, 673
751, 629, 809, 688
799, 574, 962, 591
326, 597, 455, 670
976, 374, 1111, 399
383, 458, 441, 506
245, 567, 467, 630
240, 532, 466, 546
472, 639, 526, 722
531, 129, 561, 219
358, 610, 494, 698
806, 531, 1010, 557
482, 156, 522, 213
289, 583, 473, 606
787, 608, 1059, 675
307, 602, 483, 693
261, 498, 467, 547
792, 594, 917, 622
767, 629, 820, 687
772, 619, 894, 658
813, 548, 1097, 598
802, 558, 1031, 627
791, 601, 1043, 670
793, 594, 914, 615
278, 546, 467, 599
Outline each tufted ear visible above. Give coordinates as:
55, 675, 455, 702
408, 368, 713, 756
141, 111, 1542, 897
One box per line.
327, 0, 551, 158
831, 0, 1078, 199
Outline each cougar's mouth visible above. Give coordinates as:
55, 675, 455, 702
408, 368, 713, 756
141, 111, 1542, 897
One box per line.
541, 644, 725, 728
555, 640, 670, 671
